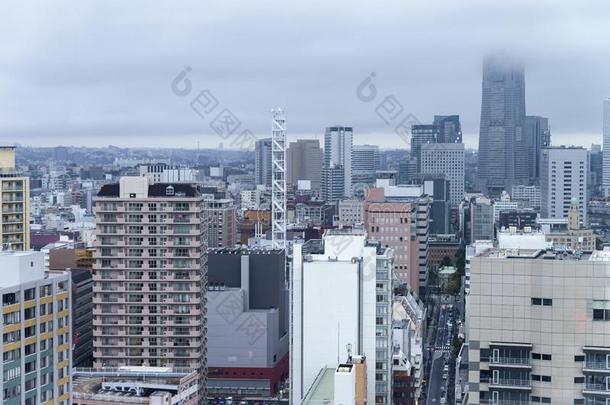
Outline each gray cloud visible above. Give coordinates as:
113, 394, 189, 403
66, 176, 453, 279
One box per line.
0, 0, 608, 149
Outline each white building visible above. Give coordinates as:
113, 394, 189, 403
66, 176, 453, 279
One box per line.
420, 142, 465, 207
511, 184, 541, 209
603, 98, 610, 196
540, 146, 588, 225
291, 229, 394, 405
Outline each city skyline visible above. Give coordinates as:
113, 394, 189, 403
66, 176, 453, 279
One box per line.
1, 1, 609, 149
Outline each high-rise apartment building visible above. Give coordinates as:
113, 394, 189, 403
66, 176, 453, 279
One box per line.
323, 126, 353, 200
287, 139, 323, 190
420, 143, 465, 207
92, 177, 207, 380
0, 146, 30, 251
291, 230, 394, 405
525, 116, 551, 183
255, 138, 272, 187
203, 196, 237, 248
540, 146, 588, 225
467, 247, 610, 404
478, 54, 527, 195
603, 98, 610, 196
0, 251, 71, 405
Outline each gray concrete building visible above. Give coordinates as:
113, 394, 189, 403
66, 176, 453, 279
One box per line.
467, 247, 610, 404
206, 248, 288, 397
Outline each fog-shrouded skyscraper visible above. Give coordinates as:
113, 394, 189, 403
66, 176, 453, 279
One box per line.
603, 98, 610, 196
323, 126, 353, 200
478, 54, 527, 196
525, 116, 551, 183
287, 139, 322, 190
255, 137, 272, 187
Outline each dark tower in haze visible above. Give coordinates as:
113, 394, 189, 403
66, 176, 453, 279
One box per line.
477, 54, 527, 196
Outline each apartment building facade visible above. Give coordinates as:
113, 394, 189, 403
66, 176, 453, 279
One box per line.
0, 146, 30, 251
467, 247, 610, 404
92, 177, 207, 384
0, 251, 71, 405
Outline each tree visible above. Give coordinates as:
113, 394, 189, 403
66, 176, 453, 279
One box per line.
454, 246, 466, 275
440, 255, 453, 268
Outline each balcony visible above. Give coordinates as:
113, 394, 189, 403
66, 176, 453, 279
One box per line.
583, 383, 610, 395
489, 357, 531, 369
583, 362, 610, 374
486, 378, 531, 391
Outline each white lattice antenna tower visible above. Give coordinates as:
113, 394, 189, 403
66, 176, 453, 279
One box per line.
271, 108, 287, 250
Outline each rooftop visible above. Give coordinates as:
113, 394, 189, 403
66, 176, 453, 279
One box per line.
477, 247, 594, 261
97, 182, 199, 198
302, 367, 335, 405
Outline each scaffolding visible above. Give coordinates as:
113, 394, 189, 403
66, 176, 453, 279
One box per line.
271, 108, 287, 250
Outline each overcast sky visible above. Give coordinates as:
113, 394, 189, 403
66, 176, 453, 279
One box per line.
0, 0, 609, 150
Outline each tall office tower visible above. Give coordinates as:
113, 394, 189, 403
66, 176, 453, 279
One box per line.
291, 230, 394, 405
433, 115, 463, 143
323, 126, 353, 199
470, 196, 494, 242
255, 138, 272, 187
203, 196, 237, 248
352, 144, 380, 176
0, 251, 71, 404
478, 54, 527, 196
589, 144, 603, 198
92, 177, 207, 380
525, 116, 551, 183
365, 188, 419, 290
467, 247, 610, 405
287, 139, 323, 190
0, 146, 30, 251
603, 98, 610, 196
420, 143, 465, 207
410, 124, 438, 173
540, 146, 588, 225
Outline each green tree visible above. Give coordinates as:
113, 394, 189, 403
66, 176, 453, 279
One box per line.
440, 255, 453, 268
